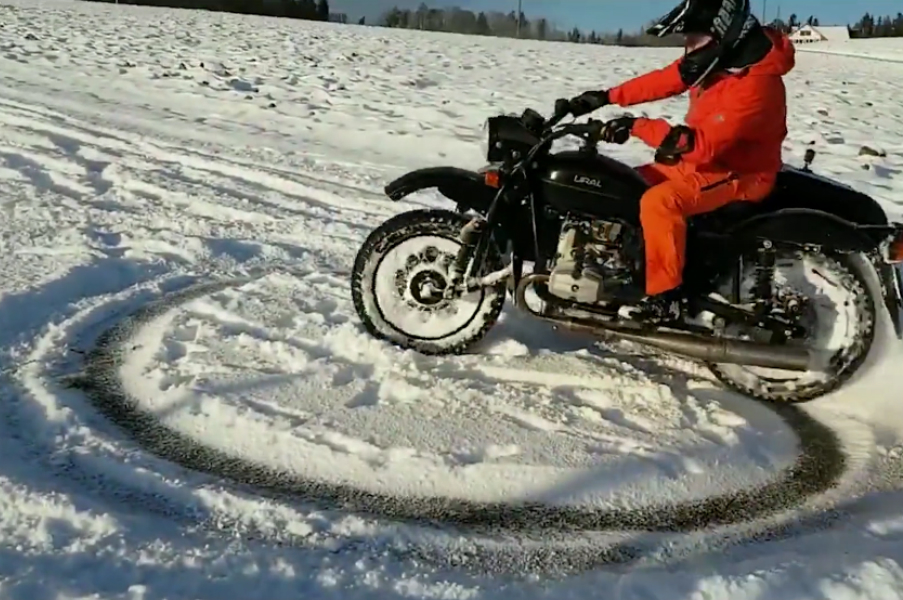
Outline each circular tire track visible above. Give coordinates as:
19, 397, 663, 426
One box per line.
72, 275, 849, 570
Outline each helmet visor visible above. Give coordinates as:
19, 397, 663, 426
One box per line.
684, 32, 714, 52
647, 0, 692, 37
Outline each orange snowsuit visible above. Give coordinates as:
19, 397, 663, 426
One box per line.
607, 27, 796, 296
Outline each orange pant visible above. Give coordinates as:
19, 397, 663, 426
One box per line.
636, 163, 776, 296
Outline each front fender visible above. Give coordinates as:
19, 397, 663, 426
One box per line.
384, 166, 496, 213
728, 208, 877, 252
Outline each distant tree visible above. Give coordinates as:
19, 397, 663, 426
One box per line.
849, 12, 902, 37
416, 2, 428, 29
316, 0, 328, 21
535, 17, 548, 40
381, 7, 403, 27
855, 12, 874, 36
285, 0, 301, 16
483, 11, 512, 36
475, 12, 490, 35
298, 0, 317, 19
445, 7, 475, 33
427, 7, 444, 30
516, 10, 528, 37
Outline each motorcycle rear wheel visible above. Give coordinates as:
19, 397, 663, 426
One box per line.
706, 248, 876, 403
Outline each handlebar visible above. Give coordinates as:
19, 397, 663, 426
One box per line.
540, 99, 607, 143
501, 101, 617, 168
513, 116, 606, 168
545, 97, 572, 130
537, 117, 606, 151
551, 120, 605, 140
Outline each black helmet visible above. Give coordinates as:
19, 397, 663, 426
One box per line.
648, 0, 759, 87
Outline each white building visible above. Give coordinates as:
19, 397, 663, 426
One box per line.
789, 24, 851, 43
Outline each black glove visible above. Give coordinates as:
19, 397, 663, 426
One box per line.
601, 116, 635, 144
654, 125, 695, 165
568, 90, 610, 117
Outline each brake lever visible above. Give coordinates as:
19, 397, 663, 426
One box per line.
542, 116, 575, 140
544, 98, 572, 131
566, 120, 604, 142
586, 119, 605, 142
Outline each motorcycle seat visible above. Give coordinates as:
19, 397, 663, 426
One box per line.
693, 198, 765, 228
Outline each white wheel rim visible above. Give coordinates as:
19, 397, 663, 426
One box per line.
372, 235, 486, 341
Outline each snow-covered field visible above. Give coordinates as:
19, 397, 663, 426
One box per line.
796, 37, 903, 62
2, 0, 903, 598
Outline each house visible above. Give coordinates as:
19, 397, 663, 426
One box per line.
789, 24, 851, 43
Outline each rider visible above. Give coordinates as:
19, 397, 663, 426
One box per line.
567, 0, 795, 319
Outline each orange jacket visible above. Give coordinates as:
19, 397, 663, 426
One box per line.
608, 27, 796, 175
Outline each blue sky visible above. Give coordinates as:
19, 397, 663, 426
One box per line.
332, 1, 902, 31
503, 0, 900, 30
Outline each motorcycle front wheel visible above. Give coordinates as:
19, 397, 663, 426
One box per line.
351, 209, 507, 356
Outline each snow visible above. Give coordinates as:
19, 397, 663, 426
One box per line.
796, 38, 903, 62
1, 0, 903, 598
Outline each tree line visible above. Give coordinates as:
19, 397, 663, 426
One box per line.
768, 12, 903, 37
849, 13, 903, 37
378, 5, 903, 44
79, 0, 343, 22
769, 14, 823, 32
76, 1, 903, 41
378, 4, 682, 47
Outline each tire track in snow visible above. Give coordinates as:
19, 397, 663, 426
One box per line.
798, 47, 903, 64
0, 95, 881, 575
0, 96, 421, 574
0, 97, 397, 241
69, 271, 851, 573
0, 96, 442, 211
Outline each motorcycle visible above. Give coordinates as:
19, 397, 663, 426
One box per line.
350, 99, 903, 403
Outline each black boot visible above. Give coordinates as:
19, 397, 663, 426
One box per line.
620, 287, 684, 323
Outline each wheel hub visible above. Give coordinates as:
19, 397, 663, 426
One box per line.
772, 288, 815, 340
393, 245, 456, 311
409, 270, 447, 306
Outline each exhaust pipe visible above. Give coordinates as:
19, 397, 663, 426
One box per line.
514, 274, 814, 372
609, 329, 812, 371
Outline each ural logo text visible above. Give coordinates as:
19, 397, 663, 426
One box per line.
574, 175, 602, 187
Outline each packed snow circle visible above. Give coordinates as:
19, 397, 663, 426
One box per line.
3, 0, 903, 598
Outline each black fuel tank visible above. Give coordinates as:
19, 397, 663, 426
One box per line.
536, 150, 647, 223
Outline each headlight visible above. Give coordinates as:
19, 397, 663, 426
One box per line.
482, 114, 538, 163
481, 118, 490, 160
485, 116, 505, 162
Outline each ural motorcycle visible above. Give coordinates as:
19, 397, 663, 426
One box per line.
350, 99, 903, 403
